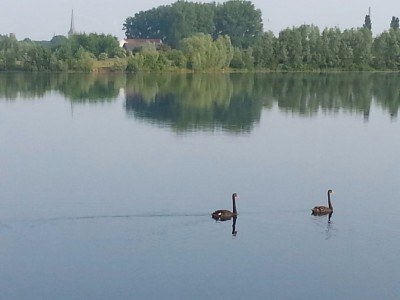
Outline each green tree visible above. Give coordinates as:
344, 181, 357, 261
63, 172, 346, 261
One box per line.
50, 35, 67, 48
124, 1, 263, 49
338, 38, 353, 69
241, 47, 254, 69
0, 35, 20, 70
165, 1, 215, 47
363, 14, 372, 30
124, 8, 162, 40
111, 58, 128, 71
343, 28, 373, 69
390, 16, 399, 30
180, 33, 212, 70
61, 33, 119, 59
140, 43, 160, 70
253, 31, 275, 69
126, 53, 144, 72
214, 35, 234, 68
49, 53, 68, 71
307, 25, 323, 68
275, 35, 289, 69
22, 44, 52, 71
214, 0, 263, 48
230, 47, 245, 68
372, 29, 400, 69
320, 28, 341, 68
180, 33, 230, 71
372, 32, 389, 69
165, 49, 187, 68
277, 27, 303, 69
124, 2, 215, 48
70, 47, 95, 71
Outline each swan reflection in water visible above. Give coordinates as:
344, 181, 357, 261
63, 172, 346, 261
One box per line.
312, 210, 333, 223
211, 214, 238, 236
312, 211, 334, 240
232, 215, 237, 236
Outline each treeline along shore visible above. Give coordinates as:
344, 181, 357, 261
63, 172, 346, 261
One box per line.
1, 0, 400, 72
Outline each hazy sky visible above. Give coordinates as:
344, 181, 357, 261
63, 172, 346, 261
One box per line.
1, 0, 399, 41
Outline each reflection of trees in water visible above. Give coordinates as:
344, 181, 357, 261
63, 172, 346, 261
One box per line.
268, 72, 400, 119
125, 72, 400, 132
0, 73, 55, 99
57, 74, 124, 102
1, 72, 400, 123
0, 72, 124, 103
271, 73, 373, 117
371, 74, 400, 119
125, 73, 263, 133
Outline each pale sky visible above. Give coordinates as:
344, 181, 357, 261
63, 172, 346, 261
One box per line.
1, 0, 399, 41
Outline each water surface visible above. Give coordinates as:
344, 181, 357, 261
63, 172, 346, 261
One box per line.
1, 72, 400, 299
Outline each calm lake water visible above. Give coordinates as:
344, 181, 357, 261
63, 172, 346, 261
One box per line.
1, 72, 400, 300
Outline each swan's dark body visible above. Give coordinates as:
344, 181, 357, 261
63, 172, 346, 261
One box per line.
312, 190, 333, 215
212, 193, 238, 221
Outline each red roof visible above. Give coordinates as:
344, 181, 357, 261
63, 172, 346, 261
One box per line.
123, 39, 163, 50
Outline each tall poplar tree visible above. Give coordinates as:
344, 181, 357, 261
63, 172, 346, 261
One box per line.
390, 16, 399, 29
363, 14, 372, 30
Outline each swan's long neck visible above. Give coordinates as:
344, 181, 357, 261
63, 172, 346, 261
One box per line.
232, 196, 237, 214
328, 192, 332, 209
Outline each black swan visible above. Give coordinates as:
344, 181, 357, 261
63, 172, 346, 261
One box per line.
212, 193, 238, 221
312, 189, 333, 215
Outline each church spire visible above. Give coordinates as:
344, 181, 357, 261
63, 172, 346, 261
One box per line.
68, 9, 76, 37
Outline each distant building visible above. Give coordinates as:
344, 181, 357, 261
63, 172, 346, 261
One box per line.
121, 39, 163, 52
119, 39, 126, 48
68, 9, 77, 37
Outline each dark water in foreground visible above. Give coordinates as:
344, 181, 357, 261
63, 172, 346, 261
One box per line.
0, 72, 400, 299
